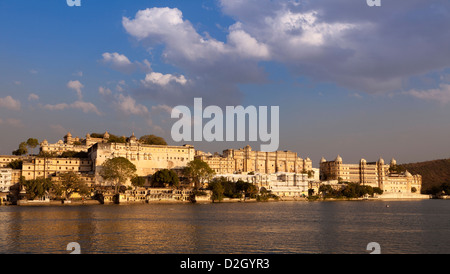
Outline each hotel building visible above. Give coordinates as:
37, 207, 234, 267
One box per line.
88, 134, 195, 186
320, 156, 422, 194
196, 145, 313, 175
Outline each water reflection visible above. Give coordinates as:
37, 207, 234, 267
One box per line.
0, 200, 450, 254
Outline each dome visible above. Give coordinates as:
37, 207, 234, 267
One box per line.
378, 157, 384, 165
104, 131, 110, 139
335, 155, 342, 162
361, 158, 367, 164
390, 158, 397, 166
405, 171, 412, 177
320, 157, 326, 163
66, 132, 72, 137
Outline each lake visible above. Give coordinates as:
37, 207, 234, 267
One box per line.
0, 199, 449, 254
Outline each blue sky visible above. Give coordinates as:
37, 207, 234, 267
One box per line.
1, 0, 450, 166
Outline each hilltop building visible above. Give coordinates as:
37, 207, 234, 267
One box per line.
320, 156, 422, 194
196, 145, 313, 175
88, 136, 195, 186
40, 131, 117, 155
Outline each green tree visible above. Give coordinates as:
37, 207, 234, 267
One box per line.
107, 134, 127, 143
57, 171, 90, 200
23, 177, 53, 200
60, 151, 88, 158
319, 184, 333, 197
139, 135, 167, 145
389, 165, 406, 174
182, 158, 215, 190
207, 179, 225, 203
131, 176, 146, 188
373, 187, 383, 195
99, 157, 137, 194
151, 169, 180, 188
236, 180, 258, 198
12, 142, 28, 156
26, 138, 39, 155
7, 160, 23, 170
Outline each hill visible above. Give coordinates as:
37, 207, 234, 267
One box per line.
400, 159, 450, 193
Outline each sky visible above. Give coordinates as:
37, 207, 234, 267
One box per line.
1, 0, 450, 167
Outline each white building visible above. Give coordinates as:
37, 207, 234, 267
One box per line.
213, 168, 320, 198
0, 168, 12, 193
0, 168, 12, 204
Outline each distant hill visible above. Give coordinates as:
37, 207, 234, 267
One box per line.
400, 159, 450, 193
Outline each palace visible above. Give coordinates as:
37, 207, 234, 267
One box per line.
88, 136, 195, 185
196, 145, 313, 175
39, 131, 114, 155
0, 131, 427, 203
320, 156, 422, 194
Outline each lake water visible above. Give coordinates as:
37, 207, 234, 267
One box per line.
0, 200, 449, 254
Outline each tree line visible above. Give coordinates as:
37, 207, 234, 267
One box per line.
10, 134, 168, 156
317, 182, 383, 199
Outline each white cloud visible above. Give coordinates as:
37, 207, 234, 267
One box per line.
70, 101, 102, 115
0, 96, 21, 111
141, 72, 187, 87
123, 7, 268, 105
101, 52, 152, 74
98, 86, 112, 96
151, 104, 173, 114
42, 101, 101, 115
67, 80, 84, 100
227, 27, 270, 59
28, 93, 39, 101
404, 84, 450, 104
114, 93, 149, 116
217, 0, 450, 94
42, 103, 69, 111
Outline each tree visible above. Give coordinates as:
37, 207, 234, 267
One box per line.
26, 138, 39, 155
182, 158, 215, 189
7, 160, 23, 170
12, 142, 28, 156
131, 176, 146, 188
23, 177, 53, 200
139, 135, 167, 145
236, 180, 258, 198
99, 157, 137, 194
373, 187, 383, 195
151, 169, 180, 188
207, 178, 224, 203
389, 165, 406, 174
60, 151, 88, 158
57, 172, 90, 200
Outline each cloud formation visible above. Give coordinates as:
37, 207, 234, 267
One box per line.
67, 80, 84, 100
101, 52, 152, 73
42, 101, 102, 115
404, 84, 450, 104
0, 96, 21, 111
122, 7, 266, 106
120, 1, 450, 105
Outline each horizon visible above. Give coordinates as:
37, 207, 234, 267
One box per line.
1, 1, 450, 166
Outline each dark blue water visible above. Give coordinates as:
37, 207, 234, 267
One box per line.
0, 200, 449, 254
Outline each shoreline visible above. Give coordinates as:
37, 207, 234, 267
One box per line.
1, 195, 436, 207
